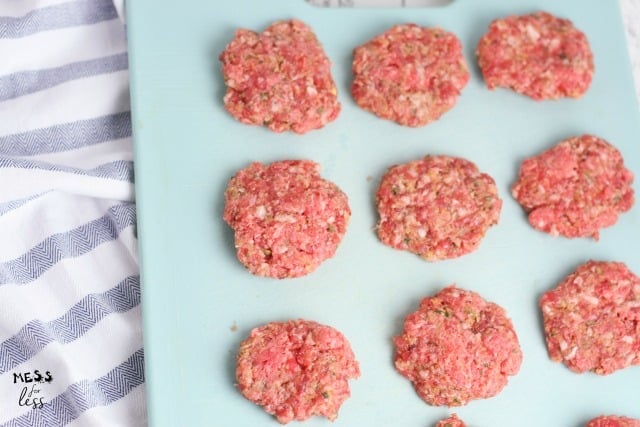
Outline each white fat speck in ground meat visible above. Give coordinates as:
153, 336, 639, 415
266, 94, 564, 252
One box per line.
476, 11, 594, 100
540, 260, 640, 375
376, 155, 501, 261
512, 134, 634, 239
394, 286, 522, 406
351, 24, 469, 127
236, 320, 360, 424
223, 160, 350, 278
436, 414, 467, 427
219, 19, 340, 134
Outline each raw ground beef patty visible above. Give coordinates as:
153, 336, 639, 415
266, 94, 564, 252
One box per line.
236, 320, 360, 424
436, 414, 467, 427
223, 160, 350, 278
540, 260, 640, 375
587, 415, 640, 427
376, 155, 502, 261
351, 24, 469, 127
476, 11, 594, 100
394, 286, 522, 406
219, 19, 340, 133
512, 134, 634, 239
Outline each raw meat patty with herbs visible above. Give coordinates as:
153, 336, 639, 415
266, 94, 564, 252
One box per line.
587, 416, 640, 427
512, 134, 634, 239
540, 260, 640, 375
476, 11, 594, 100
436, 414, 467, 427
219, 19, 340, 133
224, 160, 350, 278
351, 24, 469, 127
394, 286, 522, 406
236, 320, 360, 424
376, 155, 502, 261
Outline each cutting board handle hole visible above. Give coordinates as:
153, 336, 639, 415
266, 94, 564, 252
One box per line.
307, 0, 453, 8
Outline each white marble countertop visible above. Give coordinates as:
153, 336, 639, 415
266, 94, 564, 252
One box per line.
621, 0, 639, 103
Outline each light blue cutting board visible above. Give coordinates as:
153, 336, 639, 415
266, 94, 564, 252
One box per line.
126, 1, 640, 426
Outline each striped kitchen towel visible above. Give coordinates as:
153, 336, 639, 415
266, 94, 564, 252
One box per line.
0, 0, 146, 426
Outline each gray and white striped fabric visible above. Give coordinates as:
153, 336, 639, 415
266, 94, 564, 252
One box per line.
0, 1, 145, 426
